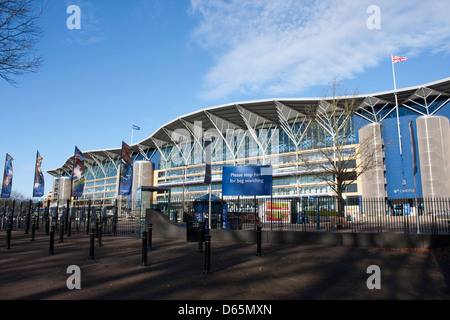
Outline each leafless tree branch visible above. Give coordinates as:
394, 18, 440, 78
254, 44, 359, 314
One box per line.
0, 0, 43, 85
299, 80, 382, 215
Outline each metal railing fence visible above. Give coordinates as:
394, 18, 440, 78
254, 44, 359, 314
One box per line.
2, 197, 450, 236
0, 199, 138, 237
160, 196, 450, 235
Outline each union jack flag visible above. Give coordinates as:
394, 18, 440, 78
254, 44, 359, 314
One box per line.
392, 56, 408, 64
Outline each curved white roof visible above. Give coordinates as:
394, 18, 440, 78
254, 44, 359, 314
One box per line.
47, 77, 450, 177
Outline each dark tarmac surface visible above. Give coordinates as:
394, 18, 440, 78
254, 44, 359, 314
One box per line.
1, 230, 450, 301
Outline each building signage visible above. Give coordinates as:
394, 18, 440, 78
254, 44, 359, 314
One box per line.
261, 201, 290, 222
222, 166, 272, 196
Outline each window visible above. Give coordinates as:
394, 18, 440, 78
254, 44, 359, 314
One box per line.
344, 184, 358, 193
273, 176, 297, 186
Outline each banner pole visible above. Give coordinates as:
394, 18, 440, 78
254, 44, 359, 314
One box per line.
208, 184, 212, 230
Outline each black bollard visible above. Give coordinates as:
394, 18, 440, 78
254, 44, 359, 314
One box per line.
197, 223, 203, 253
140, 231, 149, 266
6, 223, 12, 250
203, 234, 211, 274
88, 228, 95, 260
147, 223, 152, 250
95, 218, 99, 238
49, 226, 55, 255
113, 200, 118, 237
68, 219, 72, 237
25, 200, 31, 235
45, 213, 50, 236
256, 225, 262, 256
86, 201, 91, 235
36, 203, 41, 231
59, 221, 64, 243
31, 219, 36, 241
97, 220, 102, 247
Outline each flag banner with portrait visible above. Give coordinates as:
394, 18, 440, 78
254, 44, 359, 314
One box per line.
409, 121, 418, 175
119, 141, 133, 196
204, 140, 212, 184
72, 146, 85, 197
1, 154, 13, 199
33, 151, 45, 198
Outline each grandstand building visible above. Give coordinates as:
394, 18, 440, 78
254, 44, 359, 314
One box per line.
47, 78, 450, 211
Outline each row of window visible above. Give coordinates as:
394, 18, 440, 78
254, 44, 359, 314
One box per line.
84, 178, 117, 187
158, 154, 356, 182
82, 192, 117, 200
83, 185, 116, 193
158, 126, 357, 170
167, 182, 357, 196
158, 184, 358, 203
84, 162, 119, 181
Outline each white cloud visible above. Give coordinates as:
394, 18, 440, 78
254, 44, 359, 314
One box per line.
190, 0, 450, 100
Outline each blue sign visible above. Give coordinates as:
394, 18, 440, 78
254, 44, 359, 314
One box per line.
222, 166, 272, 196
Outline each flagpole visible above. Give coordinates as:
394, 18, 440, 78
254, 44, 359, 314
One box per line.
33, 151, 38, 197
204, 140, 212, 231
392, 54, 403, 155
131, 125, 140, 145
32, 150, 40, 198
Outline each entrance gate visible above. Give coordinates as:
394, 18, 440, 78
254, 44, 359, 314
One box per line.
135, 186, 171, 238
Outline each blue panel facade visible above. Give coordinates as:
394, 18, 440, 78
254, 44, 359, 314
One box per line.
381, 100, 450, 199
383, 114, 422, 199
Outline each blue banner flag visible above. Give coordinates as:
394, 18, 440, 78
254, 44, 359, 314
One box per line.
204, 140, 212, 185
33, 151, 45, 198
119, 141, 133, 196
1, 154, 13, 199
409, 121, 418, 175
72, 146, 85, 197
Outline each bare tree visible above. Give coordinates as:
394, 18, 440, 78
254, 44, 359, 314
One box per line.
300, 81, 382, 217
0, 0, 43, 85
0, 190, 31, 208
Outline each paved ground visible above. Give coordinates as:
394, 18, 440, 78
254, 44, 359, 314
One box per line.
1, 230, 450, 302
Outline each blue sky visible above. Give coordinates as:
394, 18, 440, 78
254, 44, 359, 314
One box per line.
1, 0, 449, 199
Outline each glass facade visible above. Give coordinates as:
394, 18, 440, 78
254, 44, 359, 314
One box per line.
49, 79, 450, 205
155, 122, 359, 202
73, 160, 120, 206
51, 121, 360, 205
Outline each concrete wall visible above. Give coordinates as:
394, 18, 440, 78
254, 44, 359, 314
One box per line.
146, 209, 186, 240
416, 116, 450, 199
359, 123, 386, 199
57, 177, 72, 204
132, 161, 154, 204
145, 211, 450, 249
209, 229, 450, 249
